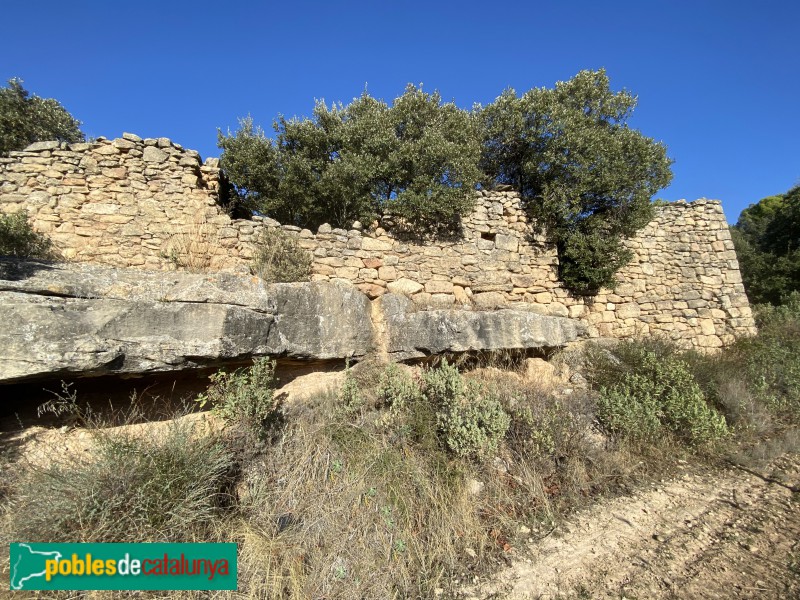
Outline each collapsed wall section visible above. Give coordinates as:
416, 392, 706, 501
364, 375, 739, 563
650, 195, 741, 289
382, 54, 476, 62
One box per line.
0, 136, 756, 350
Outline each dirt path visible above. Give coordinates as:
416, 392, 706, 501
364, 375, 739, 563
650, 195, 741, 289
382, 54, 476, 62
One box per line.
469, 455, 800, 599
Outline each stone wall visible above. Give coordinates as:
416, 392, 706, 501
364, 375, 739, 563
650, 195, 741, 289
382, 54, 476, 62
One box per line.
0, 135, 228, 270
0, 136, 756, 350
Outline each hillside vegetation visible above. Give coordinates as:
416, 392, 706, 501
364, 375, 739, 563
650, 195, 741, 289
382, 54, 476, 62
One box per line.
2, 298, 797, 598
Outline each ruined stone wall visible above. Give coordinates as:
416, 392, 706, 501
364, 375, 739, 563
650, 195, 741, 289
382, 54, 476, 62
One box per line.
0, 136, 756, 349
0, 135, 231, 270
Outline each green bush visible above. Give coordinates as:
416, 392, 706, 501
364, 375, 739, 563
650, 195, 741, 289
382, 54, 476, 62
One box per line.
507, 405, 560, 457
729, 293, 800, 420
251, 227, 312, 283
337, 361, 366, 419
0, 210, 54, 258
377, 364, 419, 411
593, 342, 728, 445
196, 358, 282, 440
10, 419, 233, 543
423, 359, 510, 460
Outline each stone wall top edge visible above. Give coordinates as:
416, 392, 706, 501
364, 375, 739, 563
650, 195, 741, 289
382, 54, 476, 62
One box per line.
10, 134, 211, 163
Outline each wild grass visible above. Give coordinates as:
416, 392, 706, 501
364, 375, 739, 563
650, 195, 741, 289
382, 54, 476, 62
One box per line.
251, 227, 312, 283
161, 217, 220, 272
5, 415, 233, 545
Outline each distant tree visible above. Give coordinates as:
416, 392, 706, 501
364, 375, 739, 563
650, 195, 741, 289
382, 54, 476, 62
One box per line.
732, 185, 800, 305
479, 69, 673, 293
0, 78, 84, 155
218, 85, 482, 232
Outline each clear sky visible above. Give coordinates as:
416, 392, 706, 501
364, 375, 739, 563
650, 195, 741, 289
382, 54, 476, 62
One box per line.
1, 0, 798, 223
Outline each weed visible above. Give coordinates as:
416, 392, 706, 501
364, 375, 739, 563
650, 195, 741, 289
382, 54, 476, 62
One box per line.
730, 294, 800, 421
36, 381, 86, 423
234, 391, 476, 599
7, 416, 233, 543
160, 217, 219, 272
251, 227, 312, 283
336, 360, 365, 419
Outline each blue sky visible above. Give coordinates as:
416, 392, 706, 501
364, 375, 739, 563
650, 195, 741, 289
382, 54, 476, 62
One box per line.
2, 0, 798, 222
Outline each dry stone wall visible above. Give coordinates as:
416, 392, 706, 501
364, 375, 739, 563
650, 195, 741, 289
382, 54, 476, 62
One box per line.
0, 136, 756, 350
0, 135, 230, 270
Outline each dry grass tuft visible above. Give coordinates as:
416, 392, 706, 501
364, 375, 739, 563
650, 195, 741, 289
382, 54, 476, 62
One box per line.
161, 217, 220, 272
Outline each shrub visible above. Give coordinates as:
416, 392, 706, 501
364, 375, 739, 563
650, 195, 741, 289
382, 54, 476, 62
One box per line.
592, 342, 728, 445
337, 361, 365, 419
423, 359, 510, 460
377, 364, 419, 411
196, 358, 282, 441
9, 418, 233, 543
729, 293, 800, 420
0, 210, 54, 258
251, 227, 312, 283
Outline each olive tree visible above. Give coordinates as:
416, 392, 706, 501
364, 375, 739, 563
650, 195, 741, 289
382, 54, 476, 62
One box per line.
480, 70, 673, 293
0, 79, 84, 155
218, 85, 482, 233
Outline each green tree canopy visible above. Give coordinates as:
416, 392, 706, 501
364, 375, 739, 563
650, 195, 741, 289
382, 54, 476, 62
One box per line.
479, 69, 673, 293
732, 185, 800, 305
219, 73, 672, 293
0, 78, 84, 155
218, 85, 482, 232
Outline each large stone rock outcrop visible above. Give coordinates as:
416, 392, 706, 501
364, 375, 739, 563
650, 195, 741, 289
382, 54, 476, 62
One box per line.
0, 260, 373, 383
0, 260, 583, 384
379, 294, 583, 361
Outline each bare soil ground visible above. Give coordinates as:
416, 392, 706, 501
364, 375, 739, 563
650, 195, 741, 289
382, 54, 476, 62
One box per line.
469, 455, 800, 599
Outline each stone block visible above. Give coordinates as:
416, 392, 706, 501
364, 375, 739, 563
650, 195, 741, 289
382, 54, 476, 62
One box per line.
378, 265, 397, 281
428, 294, 456, 308
425, 280, 454, 294
699, 319, 716, 335
387, 278, 423, 295
453, 285, 470, 304
143, 147, 168, 162
616, 303, 641, 319
358, 283, 386, 299
494, 233, 519, 252
361, 237, 392, 251
472, 291, 507, 309
568, 304, 586, 318
334, 266, 359, 279
511, 273, 538, 288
